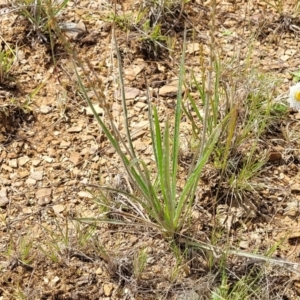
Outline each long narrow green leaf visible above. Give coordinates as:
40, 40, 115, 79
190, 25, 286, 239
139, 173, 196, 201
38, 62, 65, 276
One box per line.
153, 107, 163, 177
174, 124, 222, 225
129, 159, 165, 223
162, 118, 174, 228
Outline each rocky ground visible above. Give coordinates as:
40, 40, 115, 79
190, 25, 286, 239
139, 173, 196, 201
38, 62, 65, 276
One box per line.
1, 0, 300, 299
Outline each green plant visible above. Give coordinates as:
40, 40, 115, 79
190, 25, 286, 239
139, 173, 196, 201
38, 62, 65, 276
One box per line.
290, 70, 300, 82
18, 236, 34, 266
133, 248, 147, 280
16, 0, 68, 42
138, 21, 168, 58
38, 218, 71, 263
0, 41, 15, 83
73, 27, 224, 239
12, 285, 28, 300
261, 0, 284, 14
105, 12, 133, 30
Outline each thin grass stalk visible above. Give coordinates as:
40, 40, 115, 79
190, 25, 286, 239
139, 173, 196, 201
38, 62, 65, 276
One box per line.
113, 29, 137, 160
199, 0, 216, 158
171, 25, 186, 200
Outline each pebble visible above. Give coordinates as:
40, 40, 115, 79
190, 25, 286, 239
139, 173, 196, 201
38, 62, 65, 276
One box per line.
30, 171, 44, 181
18, 156, 30, 166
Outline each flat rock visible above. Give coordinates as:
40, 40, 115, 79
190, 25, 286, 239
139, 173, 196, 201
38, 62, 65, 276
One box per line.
291, 184, 300, 192
32, 159, 41, 166
67, 126, 82, 133
0, 188, 9, 207
159, 85, 178, 97
103, 283, 114, 297
0, 198, 9, 207
39, 105, 52, 114
187, 42, 200, 54
69, 152, 81, 165
18, 156, 30, 166
26, 178, 37, 185
36, 188, 52, 199
22, 207, 33, 214
30, 171, 44, 181
59, 141, 71, 149
9, 159, 18, 168
0, 176, 10, 185
42, 156, 54, 163
124, 65, 144, 81
52, 204, 65, 214
78, 191, 93, 199
60, 21, 86, 40
85, 104, 104, 116
36, 189, 52, 205
116, 87, 141, 100
19, 171, 30, 178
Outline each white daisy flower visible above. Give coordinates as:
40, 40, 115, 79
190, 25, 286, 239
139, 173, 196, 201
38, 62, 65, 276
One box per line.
288, 82, 300, 110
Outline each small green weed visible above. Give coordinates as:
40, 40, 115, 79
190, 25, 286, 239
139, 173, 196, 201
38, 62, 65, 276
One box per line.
0, 42, 15, 83
133, 248, 147, 280
290, 70, 300, 82
15, 0, 68, 42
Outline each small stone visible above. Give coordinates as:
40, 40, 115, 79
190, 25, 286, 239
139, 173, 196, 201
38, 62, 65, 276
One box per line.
69, 152, 81, 165
0, 198, 9, 207
0, 176, 10, 185
18, 156, 30, 166
268, 151, 282, 161
291, 184, 300, 192
38, 197, 51, 206
81, 135, 94, 141
95, 267, 103, 275
103, 283, 114, 297
280, 55, 290, 62
9, 159, 18, 168
59, 141, 71, 148
91, 163, 98, 170
187, 42, 200, 54
52, 204, 65, 214
124, 65, 144, 81
50, 276, 60, 286
9, 173, 17, 180
67, 126, 82, 133
19, 171, 30, 178
0, 189, 8, 207
116, 87, 141, 100
60, 21, 86, 40
239, 240, 249, 249
48, 148, 57, 157
159, 85, 178, 97
85, 104, 104, 116
159, 79, 186, 97
30, 171, 43, 181
32, 159, 41, 166
42, 156, 54, 163
0, 188, 7, 197
39, 105, 52, 114
2, 165, 12, 172
36, 188, 52, 199
22, 207, 32, 214
285, 49, 297, 56
78, 191, 93, 199
26, 178, 37, 185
